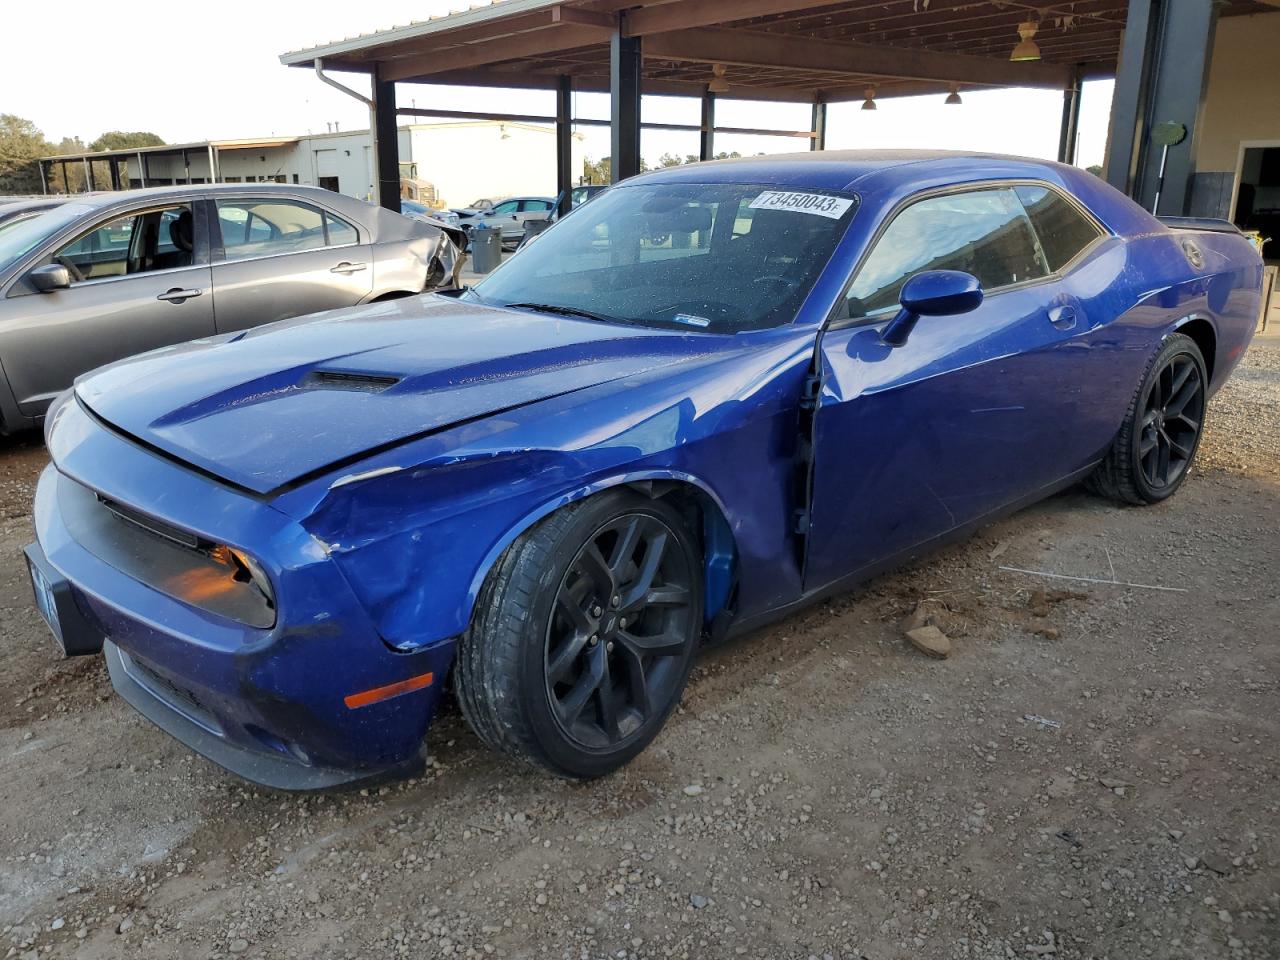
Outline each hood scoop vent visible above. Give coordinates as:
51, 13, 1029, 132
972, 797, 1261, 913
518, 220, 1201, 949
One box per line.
303, 370, 402, 393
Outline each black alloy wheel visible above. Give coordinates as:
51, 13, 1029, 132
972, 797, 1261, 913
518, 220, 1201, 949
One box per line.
455, 491, 703, 778
1086, 332, 1208, 505
544, 513, 696, 750
1137, 352, 1205, 491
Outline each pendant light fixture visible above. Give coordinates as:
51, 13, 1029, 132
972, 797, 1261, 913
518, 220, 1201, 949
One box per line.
1010, 20, 1041, 61
708, 63, 730, 94
861, 86, 877, 111
944, 85, 963, 105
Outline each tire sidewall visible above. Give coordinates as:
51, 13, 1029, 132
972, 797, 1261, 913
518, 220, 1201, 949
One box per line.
1129, 334, 1207, 504
513, 493, 703, 778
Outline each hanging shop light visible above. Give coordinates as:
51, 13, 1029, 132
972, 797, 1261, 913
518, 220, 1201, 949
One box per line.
708, 63, 730, 94
1010, 20, 1042, 62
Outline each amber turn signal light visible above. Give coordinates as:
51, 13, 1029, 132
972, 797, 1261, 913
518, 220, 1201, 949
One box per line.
343, 672, 435, 709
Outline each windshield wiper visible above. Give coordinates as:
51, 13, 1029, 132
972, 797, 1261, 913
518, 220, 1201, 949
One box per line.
503, 301, 621, 324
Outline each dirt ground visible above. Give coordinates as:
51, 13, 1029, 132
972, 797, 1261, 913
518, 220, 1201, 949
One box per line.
1, 340, 1277, 960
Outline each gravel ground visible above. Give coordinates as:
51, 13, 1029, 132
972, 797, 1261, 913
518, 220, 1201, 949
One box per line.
0, 338, 1277, 960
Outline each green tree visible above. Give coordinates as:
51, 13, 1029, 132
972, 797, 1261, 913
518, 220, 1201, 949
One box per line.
0, 114, 51, 194
89, 131, 164, 152
583, 156, 611, 185
1086, 164, 1104, 177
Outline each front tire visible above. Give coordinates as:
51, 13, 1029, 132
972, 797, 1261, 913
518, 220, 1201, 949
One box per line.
455, 491, 703, 778
1086, 332, 1208, 505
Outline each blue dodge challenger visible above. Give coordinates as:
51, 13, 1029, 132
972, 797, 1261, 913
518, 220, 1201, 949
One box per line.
26, 152, 1262, 788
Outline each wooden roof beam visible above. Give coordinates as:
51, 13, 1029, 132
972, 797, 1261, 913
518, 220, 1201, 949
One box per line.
643, 26, 1074, 88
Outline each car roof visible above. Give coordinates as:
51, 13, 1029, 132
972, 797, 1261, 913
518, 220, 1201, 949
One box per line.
0, 197, 70, 215
630, 149, 1076, 193
42, 182, 344, 212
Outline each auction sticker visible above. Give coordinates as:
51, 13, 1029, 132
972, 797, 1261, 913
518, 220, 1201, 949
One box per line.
749, 191, 853, 219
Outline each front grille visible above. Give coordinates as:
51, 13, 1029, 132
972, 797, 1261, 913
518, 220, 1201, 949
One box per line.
59, 477, 276, 629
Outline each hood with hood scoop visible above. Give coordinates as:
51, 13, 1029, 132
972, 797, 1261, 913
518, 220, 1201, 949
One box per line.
74, 294, 727, 496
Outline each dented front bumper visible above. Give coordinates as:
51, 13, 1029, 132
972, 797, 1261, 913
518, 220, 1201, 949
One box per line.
32, 400, 453, 789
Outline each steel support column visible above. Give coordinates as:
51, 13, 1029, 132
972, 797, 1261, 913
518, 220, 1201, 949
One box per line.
811, 94, 828, 152
1104, 0, 1218, 214
371, 66, 401, 210
84, 158, 94, 192
610, 30, 642, 182
109, 159, 121, 191
1057, 70, 1082, 165
38, 160, 47, 195
699, 88, 715, 161
556, 75, 573, 215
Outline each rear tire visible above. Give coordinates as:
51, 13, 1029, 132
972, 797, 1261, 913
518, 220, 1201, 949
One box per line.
1086, 332, 1207, 505
455, 491, 703, 778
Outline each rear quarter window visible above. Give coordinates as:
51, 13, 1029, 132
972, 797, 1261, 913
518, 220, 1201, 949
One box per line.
1015, 184, 1103, 272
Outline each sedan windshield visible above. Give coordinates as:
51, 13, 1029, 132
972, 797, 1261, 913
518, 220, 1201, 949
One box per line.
0, 202, 94, 275
469, 182, 857, 332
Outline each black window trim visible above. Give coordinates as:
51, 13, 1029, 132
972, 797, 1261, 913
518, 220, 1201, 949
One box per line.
208, 195, 362, 266
40, 201, 209, 291
824, 178, 1110, 332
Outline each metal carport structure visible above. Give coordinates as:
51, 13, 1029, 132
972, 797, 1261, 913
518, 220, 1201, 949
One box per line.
280, 0, 1276, 217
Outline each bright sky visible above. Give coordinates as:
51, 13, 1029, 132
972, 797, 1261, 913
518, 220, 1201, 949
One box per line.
2, 0, 1112, 169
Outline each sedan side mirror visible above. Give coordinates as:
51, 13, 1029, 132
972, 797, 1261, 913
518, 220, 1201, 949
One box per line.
880, 270, 983, 347
29, 263, 71, 293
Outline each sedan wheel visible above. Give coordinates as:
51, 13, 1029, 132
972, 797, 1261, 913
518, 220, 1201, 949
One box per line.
455, 491, 703, 778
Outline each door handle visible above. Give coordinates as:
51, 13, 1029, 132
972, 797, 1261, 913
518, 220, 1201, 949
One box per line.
156, 287, 202, 303
330, 261, 367, 274
1048, 304, 1078, 330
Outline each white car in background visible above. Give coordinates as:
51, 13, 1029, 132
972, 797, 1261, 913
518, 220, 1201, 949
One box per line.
461, 197, 556, 247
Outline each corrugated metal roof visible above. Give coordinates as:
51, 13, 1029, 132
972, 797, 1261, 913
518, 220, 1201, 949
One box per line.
279, 0, 562, 65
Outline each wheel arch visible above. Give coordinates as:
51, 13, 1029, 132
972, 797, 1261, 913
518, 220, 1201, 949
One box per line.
1172, 315, 1217, 384
463, 471, 739, 636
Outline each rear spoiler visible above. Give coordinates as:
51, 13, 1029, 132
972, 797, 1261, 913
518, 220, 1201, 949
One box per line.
1158, 216, 1242, 235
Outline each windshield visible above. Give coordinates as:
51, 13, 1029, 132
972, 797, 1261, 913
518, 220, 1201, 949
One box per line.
468, 181, 857, 332
0, 202, 93, 275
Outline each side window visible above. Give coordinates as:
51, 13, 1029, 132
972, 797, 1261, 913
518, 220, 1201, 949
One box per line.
1014, 185, 1103, 273
325, 213, 358, 246
491, 200, 520, 216
216, 199, 327, 261
53, 204, 193, 282
845, 187, 1048, 319
520, 199, 553, 213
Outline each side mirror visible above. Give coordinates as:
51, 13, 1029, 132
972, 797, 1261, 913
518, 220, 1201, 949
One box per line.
881, 270, 983, 347
29, 263, 71, 293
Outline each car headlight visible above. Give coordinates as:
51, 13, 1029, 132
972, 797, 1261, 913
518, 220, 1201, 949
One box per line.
44, 388, 75, 447
209, 544, 275, 608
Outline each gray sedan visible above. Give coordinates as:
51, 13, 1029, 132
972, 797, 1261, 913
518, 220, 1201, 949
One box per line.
0, 184, 462, 432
